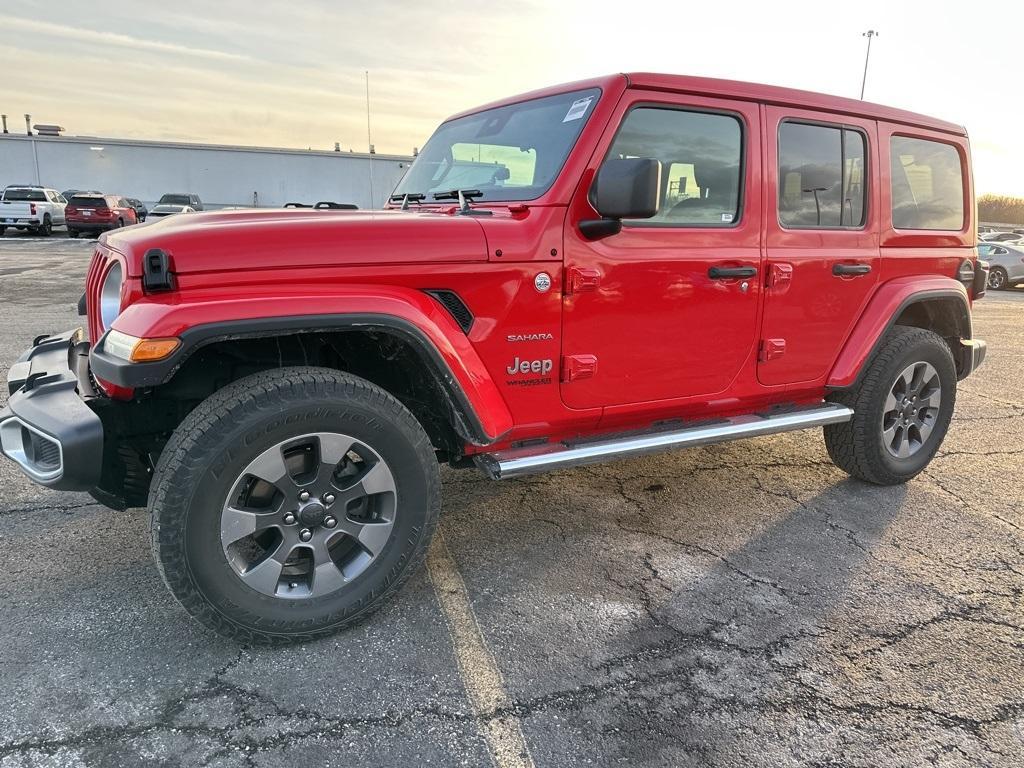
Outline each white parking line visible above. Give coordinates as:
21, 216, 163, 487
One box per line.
427, 530, 535, 768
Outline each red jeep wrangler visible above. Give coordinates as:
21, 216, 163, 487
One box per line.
1, 74, 987, 642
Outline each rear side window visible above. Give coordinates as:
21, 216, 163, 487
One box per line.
890, 136, 964, 230
603, 107, 743, 227
778, 122, 866, 228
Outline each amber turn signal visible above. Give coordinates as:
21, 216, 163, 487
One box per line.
130, 338, 181, 362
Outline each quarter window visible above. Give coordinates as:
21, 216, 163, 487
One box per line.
602, 107, 743, 226
778, 122, 866, 228
890, 136, 964, 230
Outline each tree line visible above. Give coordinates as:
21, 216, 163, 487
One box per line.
978, 194, 1024, 225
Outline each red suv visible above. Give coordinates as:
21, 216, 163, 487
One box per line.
1, 74, 987, 642
66, 194, 137, 237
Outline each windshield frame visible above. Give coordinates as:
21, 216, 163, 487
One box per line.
392, 86, 603, 206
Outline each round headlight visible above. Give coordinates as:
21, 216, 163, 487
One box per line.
100, 261, 123, 330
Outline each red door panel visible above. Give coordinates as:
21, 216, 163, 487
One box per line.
561, 91, 763, 410
759, 106, 880, 386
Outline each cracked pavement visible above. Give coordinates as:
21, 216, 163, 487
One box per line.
1, 234, 1022, 767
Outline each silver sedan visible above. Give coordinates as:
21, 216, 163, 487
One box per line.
979, 242, 1024, 290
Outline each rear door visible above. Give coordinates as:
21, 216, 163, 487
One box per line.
561, 91, 762, 409
759, 108, 880, 386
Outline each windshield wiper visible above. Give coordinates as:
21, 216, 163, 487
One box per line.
432, 189, 487, 215
388, 192, 426, 210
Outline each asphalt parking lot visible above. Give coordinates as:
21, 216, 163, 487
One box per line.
1, 233, 1022, 768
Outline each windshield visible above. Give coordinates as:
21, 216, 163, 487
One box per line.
393, 87, 600, 203
159, 194, 190, 205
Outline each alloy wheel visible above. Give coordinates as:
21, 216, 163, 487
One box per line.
987, 269, 1006, 290
220, 432, 397, 599
880, 361, 942, 459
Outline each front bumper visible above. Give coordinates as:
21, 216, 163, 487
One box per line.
0, 329, 104, 490
958, 338, 987, 381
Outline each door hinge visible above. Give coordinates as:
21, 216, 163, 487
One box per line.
759, 339, 786, 362
565, 266, 601, 295
767, 262, 793, 292
561, 354, 598, 382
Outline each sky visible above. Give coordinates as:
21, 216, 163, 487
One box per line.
3, 0, 1022, 196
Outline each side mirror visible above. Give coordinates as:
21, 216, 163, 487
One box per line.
581, 158, 661, 240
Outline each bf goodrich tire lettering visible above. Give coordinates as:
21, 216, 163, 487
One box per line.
149, 367, 440, 643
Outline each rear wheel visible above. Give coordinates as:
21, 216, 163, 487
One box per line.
68, 229, 79, 239
987, 267, 1008, 290
0, 226, 5, 236
825, 326, 956, 485
40, 215, 53, 236
150, 367, 440, 643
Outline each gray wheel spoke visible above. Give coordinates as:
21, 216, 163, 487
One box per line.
882, 423, 899, 447
884, 390, 899, 413
240, 539, 292, 594
334, 517, 393, 557
310, 537, 348, 597
245, 443, 296, 495
222, 506, 279, 545
312, 433, 356, 487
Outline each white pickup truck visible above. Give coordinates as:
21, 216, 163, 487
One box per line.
0, 186, 67, 236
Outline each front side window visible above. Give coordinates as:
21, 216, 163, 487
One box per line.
778, 122, 866, 228
393, 88, 600, 203
890, 136, 964, 230
602, 107, 743, 226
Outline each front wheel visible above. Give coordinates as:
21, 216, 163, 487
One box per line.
824, 326, 956, 485
150, 367, 440, 643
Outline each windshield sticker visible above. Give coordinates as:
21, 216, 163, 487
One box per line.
721, 213, 734, 222
562, 97, 594, 123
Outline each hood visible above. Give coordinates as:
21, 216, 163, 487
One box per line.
105, 208, 488, 277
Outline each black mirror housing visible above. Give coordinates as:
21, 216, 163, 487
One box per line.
593, 158, 661, 220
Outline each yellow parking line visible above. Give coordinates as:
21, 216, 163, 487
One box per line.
427, 530, 535, 768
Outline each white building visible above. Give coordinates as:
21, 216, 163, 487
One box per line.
0, 133, 413, 209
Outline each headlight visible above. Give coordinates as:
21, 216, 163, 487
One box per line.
100, 261, 123, 329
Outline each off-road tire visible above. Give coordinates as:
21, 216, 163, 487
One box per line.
149, 366, 441, 643
825, 326, 956, 485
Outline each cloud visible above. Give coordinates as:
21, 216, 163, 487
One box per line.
4, 17, 252, 63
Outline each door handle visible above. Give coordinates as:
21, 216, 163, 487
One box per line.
832, 263, 871, 276
708, 266, 757, 279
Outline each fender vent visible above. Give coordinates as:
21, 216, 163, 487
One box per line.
425, 290, 474, 333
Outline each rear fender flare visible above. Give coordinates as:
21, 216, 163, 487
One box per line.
828, 276, 971, 389
90, 286, 514, 445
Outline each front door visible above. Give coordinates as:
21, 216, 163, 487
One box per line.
758, 107, 880, 386
560, 91, 762, 410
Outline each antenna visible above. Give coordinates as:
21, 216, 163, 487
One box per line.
860, 30, 878, 100
366, 70, 375, 208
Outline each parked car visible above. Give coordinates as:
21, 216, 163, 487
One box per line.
66, 194, 138, 237
147, 203, 195, 219
157, 193, 203, 211
978, 242, 1024, 289
0, 73, 988, 643
0, 185, 66, 236
126, 198, 148, 222
980, 231, 1024, 243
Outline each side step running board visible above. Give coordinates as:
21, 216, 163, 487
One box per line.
475, 404, 854, 480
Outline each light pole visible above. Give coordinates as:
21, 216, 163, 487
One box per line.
860, 30, 878, 100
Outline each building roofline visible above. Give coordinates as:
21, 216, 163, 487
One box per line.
0, 132, 414, 161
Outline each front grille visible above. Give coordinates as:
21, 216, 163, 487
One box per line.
84, 246, 107, 342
